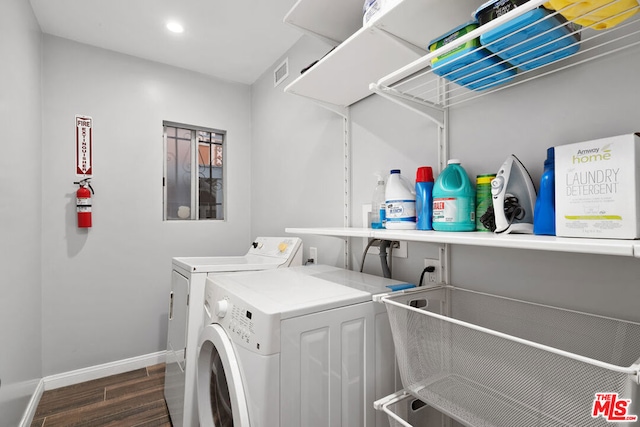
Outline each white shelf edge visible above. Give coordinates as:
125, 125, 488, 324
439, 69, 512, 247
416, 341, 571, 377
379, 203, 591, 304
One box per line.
285, 227, 374, 238
285, 227, 640, 258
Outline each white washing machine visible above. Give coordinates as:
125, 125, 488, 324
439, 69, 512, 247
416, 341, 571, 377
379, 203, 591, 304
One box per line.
164, 237, 303, 427
196, 264, 407, 427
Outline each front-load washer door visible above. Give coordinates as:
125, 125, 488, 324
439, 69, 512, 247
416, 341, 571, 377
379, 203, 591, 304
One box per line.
197, 324, 250, 427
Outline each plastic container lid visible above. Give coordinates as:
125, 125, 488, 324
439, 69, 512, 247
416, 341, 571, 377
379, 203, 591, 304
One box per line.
416, 166, 434, 183
473, 0, 530, 23
476, 174, 496, 184
428, 20, 479, 48
390, 169, 401, 174
447, 159, 461, 165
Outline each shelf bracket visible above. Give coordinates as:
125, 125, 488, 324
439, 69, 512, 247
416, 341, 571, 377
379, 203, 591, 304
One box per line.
370, 83, 445, 127
371, 26, 426, 57
282, 21, 342, 47
286, 91, 349, 118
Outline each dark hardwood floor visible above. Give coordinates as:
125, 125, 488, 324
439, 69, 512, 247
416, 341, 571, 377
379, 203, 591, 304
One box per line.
31, 364, 172, 427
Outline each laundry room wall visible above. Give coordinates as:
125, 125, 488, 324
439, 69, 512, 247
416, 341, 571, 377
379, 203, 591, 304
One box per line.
252, 31, 640, 329
251, 35, 440, 272
251, 35, 441, 275
40, 35, 253, 376
250, 36, 346, 266
0, 0, 43, 425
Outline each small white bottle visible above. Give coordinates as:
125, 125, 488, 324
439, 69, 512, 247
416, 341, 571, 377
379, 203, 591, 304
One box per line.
385, 169, 416, 230
371, 173, 386, 229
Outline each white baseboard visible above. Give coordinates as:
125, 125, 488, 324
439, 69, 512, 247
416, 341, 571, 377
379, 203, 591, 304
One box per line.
18, 379, 44, 427
43, 350, 167, 391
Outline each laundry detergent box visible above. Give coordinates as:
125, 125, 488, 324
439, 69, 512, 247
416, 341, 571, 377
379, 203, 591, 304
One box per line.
554, 133, 640, 239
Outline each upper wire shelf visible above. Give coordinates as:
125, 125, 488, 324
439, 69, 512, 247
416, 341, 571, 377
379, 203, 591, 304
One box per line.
371, 0, 640, 111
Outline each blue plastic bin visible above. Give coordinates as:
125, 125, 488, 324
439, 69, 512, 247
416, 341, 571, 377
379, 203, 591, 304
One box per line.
429, 21, 516, 91
475, 0, 581, 71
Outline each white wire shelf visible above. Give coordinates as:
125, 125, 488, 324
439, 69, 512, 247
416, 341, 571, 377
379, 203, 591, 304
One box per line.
371, 0, 640, 115
285, 227, 640, 258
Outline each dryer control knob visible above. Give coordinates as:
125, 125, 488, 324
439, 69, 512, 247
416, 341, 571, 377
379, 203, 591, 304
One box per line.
214, 300, 229, 318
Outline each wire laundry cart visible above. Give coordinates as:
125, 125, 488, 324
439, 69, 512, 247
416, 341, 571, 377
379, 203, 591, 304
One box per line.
374, 286, 640, 427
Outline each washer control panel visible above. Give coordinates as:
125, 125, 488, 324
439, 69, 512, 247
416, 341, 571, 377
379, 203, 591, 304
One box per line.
204, 278, 279, 356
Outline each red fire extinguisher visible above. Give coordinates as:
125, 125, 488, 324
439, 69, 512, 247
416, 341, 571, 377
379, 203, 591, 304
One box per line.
74, 178, 94, 228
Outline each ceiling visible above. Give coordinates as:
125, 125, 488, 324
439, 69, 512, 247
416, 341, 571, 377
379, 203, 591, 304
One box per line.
29, 0, 303, 85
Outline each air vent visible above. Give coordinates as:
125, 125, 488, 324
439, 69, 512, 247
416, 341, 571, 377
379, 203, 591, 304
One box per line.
274, 58, 289, 87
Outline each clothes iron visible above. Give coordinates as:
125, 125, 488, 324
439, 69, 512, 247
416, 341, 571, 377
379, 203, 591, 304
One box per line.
490, 154, 537, 234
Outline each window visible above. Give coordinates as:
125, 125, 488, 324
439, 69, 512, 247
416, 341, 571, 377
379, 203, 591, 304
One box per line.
163, 121, 225, 220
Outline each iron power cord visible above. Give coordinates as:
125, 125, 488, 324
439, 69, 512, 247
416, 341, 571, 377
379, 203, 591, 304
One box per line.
479, 195, 526, 232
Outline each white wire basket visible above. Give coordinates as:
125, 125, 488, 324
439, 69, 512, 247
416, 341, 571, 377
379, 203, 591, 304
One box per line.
376, 286, 640, 427
375, 389, 466, 427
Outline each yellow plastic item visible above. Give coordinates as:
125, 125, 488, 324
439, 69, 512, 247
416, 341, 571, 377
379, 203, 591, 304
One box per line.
544, 0, 639, 30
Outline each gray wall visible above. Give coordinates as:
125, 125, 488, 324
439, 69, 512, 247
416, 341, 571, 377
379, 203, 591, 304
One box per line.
40, 36, 253, 375
0, 0, 43, 425
252, 35, 640, 328
251, 37, 346, 266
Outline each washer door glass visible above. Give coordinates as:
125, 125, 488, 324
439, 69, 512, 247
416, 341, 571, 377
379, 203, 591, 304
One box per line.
197, 324, 250, 426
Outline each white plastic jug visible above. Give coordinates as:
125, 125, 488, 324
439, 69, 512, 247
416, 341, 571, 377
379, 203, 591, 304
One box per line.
385, 169, 416, 230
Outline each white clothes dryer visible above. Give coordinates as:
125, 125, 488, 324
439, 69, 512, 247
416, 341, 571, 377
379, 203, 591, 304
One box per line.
164, 237, 302, 427
196, 265, 407, 427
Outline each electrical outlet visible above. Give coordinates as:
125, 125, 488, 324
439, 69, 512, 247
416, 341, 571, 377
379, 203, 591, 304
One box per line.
309, 247, 318, 264
423, 258, 441, 284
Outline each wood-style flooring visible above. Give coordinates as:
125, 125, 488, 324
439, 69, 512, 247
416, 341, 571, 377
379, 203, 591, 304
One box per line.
30, 364, 172, 427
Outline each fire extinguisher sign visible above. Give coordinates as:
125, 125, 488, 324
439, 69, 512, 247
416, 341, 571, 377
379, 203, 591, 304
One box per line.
75, 115, 93, 176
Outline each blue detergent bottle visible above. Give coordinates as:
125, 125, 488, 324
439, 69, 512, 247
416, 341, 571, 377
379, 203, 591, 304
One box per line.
415, 166, 434, 230
533, 147, 556, 235
432, 159, 476, 232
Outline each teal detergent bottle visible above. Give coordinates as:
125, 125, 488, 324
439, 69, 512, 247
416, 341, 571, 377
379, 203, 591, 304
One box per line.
432, 159, 476, 232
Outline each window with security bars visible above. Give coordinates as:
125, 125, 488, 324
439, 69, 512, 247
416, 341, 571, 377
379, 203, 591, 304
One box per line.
163, 121, 225, 220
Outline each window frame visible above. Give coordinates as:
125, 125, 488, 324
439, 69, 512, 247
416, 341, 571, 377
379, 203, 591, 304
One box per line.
163, 120, 226, 221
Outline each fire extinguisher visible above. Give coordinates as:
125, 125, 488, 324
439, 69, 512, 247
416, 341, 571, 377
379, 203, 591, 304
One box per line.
74, 178, 94, 228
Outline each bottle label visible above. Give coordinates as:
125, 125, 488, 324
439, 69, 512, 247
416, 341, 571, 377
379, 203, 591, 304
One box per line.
433, 197, 475, 223
379, 205, 386, 223
386, 199, 416, 223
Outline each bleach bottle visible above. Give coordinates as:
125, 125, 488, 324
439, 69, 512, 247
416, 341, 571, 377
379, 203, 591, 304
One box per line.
385, 169, 416, 230
432, 159, 475, 231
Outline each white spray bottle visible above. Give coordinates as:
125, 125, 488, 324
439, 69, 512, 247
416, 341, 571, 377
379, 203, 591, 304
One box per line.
371, 172, 386, 229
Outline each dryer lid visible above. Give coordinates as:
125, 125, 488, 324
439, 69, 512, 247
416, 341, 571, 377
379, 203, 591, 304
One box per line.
172, 237, 302, 273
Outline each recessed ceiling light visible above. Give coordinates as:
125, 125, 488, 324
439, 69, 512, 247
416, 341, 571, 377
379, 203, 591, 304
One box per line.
166, 22, 184, 34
